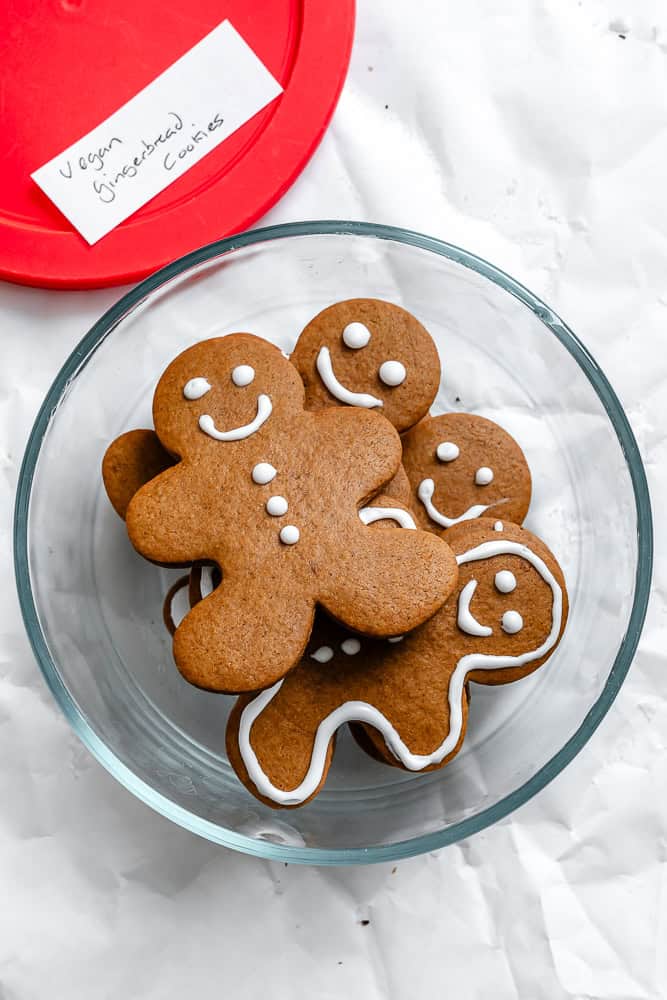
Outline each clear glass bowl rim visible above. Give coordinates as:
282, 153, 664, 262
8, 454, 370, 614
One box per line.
13, 220, 653, 865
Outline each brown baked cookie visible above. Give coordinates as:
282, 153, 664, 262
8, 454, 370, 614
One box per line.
122, 334, 457, 693
402, 413, 532, 535
226, 519, 567, 807
290, 299, 441, 433
102, 429, 175, 519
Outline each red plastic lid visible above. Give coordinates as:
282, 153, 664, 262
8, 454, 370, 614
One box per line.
0, 0, 354, 289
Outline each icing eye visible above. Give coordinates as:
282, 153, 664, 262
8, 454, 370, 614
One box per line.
436, 441, 459, 462
378, 360, 406, 387
501, 610, 523, 634
183, 377, 211, 400
341, 638, 361, 655
231, 365, 255, 387
475, 466, 494, 486
495, 570, 517, 594
342, 322, 371, 349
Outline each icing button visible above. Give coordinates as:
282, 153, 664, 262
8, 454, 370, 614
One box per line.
252, 462, 277, 485
266, 495, 288, 516
279, 525, 300, 545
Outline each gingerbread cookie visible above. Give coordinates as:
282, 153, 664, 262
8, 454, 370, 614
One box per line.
290, 299, 441, 433
226, 519, 567, 807
122, 334, 457, 692
402, 413, 532, 534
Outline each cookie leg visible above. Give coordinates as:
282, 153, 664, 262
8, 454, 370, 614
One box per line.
173, 579, 316, 693
226, 693, 335, 809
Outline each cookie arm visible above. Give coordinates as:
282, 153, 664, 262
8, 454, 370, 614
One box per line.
102, 429, 175, 520
311, 407, 402, 500
319, 527, 458, 636
172, 576, 316, 693
125, 463, 207, 565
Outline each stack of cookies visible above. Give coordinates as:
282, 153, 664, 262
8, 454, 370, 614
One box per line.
103, 299, 568, 808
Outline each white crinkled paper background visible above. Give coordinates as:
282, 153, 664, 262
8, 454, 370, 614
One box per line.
1, 1, 665, 996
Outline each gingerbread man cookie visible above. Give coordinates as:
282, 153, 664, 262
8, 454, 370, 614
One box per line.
121, 335, 457, 692
402, 413, 532, 534
226, 519, 567, 807
290, 299, 441, 433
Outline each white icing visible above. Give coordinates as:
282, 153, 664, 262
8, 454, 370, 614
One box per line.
310, 646, 333, 663
252, 462, 277, 485
238, 538, 563, 804
502, 610, 524, 634
199, 394, 272, 441
495, 570, 517, 593
475, 466, 494, 486
358, 506, 417, 530
378, 360, 406, 387
279, 525, 299, 545
231, 365, 255, 387
456, 579, 493, 637
341, 638, 361, 655
494, 521, 504, 531
388, 635, 404, 643
342, 322, 371, 349
436, 441, 459, 462
183, 377, 211, 400
417, 478, 495, 528
266, 495, 288, 516
316, 346, 383, 408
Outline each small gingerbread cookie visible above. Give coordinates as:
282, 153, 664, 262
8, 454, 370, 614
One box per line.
290, 299, 441, 433
402, 413, 532, 534
226, 519, 567, 807
121, 334, 457, 693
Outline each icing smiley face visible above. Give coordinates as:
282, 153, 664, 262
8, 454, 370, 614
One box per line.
152, 334, 305, 457
402, 412, 532, 534
290, 298, 441, 433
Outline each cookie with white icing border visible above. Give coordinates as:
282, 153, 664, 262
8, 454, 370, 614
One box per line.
121, 334, 457, 693
290, 299, 441, 433
225, 519, 567, 807
402, 413, 532, 535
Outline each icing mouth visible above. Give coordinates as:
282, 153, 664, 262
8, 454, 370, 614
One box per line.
358, 506, 416, 529
417, 478, 500, 528
199, 394, 272, 441
316, 346, 383, 408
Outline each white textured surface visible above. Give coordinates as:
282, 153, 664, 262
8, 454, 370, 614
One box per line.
1, 1, 665, 996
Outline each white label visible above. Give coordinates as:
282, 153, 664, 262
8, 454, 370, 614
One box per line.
31, 21, 283, 245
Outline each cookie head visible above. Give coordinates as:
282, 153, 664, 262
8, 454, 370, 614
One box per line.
402, 413, 532, 533
449, 521, 564, 679
290, 299, 441, 432
152, 334, 305, 457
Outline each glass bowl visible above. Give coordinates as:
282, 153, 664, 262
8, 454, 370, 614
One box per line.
14, 222, 652, 864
